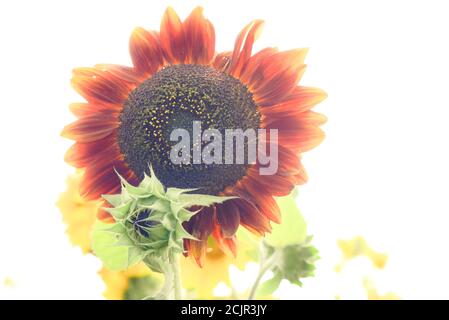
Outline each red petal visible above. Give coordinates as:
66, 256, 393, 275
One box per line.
277, 127, 326, 152
239, 47, 278, 86
213, 51, 232, 72
244, 49, 308, 107
64, 133, 119, 168
244, 168, 296, 197
160, 7, 186, 64
235, 185, 281, 223
69, 103, 89, 117
229, 20, 264, 77
184, 239, 207, 267
260, 86, 328, 115
97, 201, 115, 223
231, 195, 271, 235
68, 102, 120, 118
61, 112, 118, 143
183, 7, 215, 64
129, 27, 164, 76
186, 206, 216, 240
71, 67, 132, 104
216, 202, 240, 238
263, 110, 327, 129
94, 64, 141, 83
80, 160, 136, 200
254, 138, 303, 176
293, 168, 309, 185
212, 226, 238, 257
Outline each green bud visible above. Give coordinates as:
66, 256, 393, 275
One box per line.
92, 167, 235, 271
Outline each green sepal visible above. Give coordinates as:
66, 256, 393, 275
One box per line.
103, 222, 125, 234
104, 200, 132, 219
166, 187, 199, 200
160, 212, 176, 231
92, 221, 143, 271
102, 194, 122, 207
115, 234, 135, 247
146, 167, 165, 197
140, 199, 170, 212
178, 194, 236, 207
175, 224, 198, 241
118, 175, 149, 199
169, 201, 185, 216
177, 208, 197, 221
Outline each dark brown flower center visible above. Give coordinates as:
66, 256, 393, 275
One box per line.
118, 64, 260, 195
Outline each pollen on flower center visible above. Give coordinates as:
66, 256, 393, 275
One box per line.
118, 64, 260, 195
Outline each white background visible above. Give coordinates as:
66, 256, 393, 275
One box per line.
0, 0, 448, 299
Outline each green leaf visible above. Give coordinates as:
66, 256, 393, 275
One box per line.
92, 221, 142, 271
236, 227, 261, 262
265, 191, 307, 247
257, 273, 283, 296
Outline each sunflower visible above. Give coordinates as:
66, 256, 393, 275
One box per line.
181, 237, 252, 298
335, 236, 388, 272
56, 171, 101, 253
62, 6, 327, 266
99, 264, 160, 300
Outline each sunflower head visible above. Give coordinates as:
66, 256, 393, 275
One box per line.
62, 6, 327, 265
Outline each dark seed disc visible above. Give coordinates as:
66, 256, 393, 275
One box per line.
118, 64, 260, 195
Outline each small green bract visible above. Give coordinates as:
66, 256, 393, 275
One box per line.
92, 167, 234, 271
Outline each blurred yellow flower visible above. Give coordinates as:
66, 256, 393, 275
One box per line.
335, 236, 388, 272
58, 171, 254, 299
57, 171, 100, 253
363, 277, 400, 300
3, 277, 14, 288
181, 237, 252, 299
335, 236, 399, 300
99, 264, 161, 300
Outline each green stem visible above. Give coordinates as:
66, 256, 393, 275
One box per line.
143, 258, 173, 300
248, 247, 280, 300
170, 252, 182, 300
